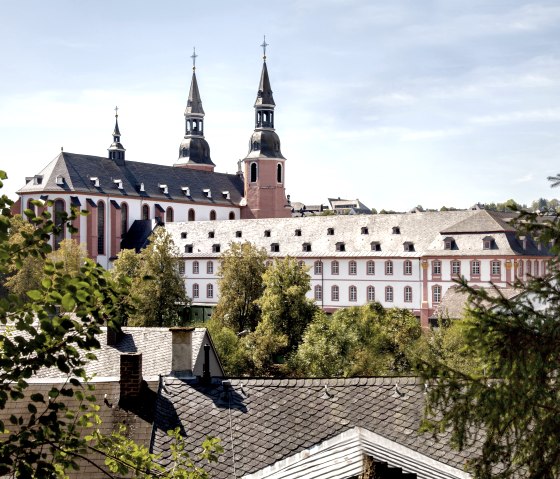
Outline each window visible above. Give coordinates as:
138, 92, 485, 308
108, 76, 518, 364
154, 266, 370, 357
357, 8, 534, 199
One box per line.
229, 212, 235, 220
371, 242, 381, 251
53, 199, 65, 250
121, 203, 128, 236
181, 232, 188, 239
331, 285, 339, 301
264, 230, 271, 237
97, 201, 105, 255
483, 236, 494, 250
314, 261, 322, 275
526, 260, 532, 276
433, 285, 442, 304
535, 261, 539, 277
302, 243, 312, 252
295, 229, 302, 236
491, 260, 501, 276
298, 260, 305, 268
208, 231, 215, 238
212, 244, 221, 253
207, 261, 214, 274
185, 244, 193, 253
235, 230, 242, 238
178, 261, 185, 276
166, 207, 174, 223
349, 286, 357, 302
403, 260, 412, 275
361, 227, 369, 235
392, 226, 400, 234
314, 285, 322, 301
192, 283, 199, 298
250, 162, 258, 182
385, 286, 394, 302
451, 260, 461, 276
188, 209, 195, 221
432, 260, 441, 276
193, 261, 199, 274
327, 228, 334, 235
349, 260, 357, 275
335, 242, 345, 252
444, 237, 455, 250
518, 260, 524, 277
209, 210, 216, 221
142, 204, 149, 220
471, 260, 481, 276
207, 284, 214, 298
331, 260, 339, 275
404, 286, 412, 303
367, 286, 375, 302
385, 260, 393, 275
270, 243, 280, 252
367, 260, 375, 275
403, 242, 414, 252
26, 199, 36, 219
277, 163, 282, 183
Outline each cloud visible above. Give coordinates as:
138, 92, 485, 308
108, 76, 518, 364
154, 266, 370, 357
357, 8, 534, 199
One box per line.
512, 173, 534, 184
469, 108, 560, 126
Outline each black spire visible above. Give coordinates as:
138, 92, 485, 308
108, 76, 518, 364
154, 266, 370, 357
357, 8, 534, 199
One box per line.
108, 106, 125, 165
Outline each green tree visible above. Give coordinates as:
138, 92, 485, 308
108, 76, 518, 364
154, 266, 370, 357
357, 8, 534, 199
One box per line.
256, 256, 316, 352
212, 242, 267, 332
112, 228, 188, 327
419, 197, 560, 478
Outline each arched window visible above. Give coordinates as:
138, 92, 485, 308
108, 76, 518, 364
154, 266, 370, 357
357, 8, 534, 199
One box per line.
349, 285, 357, 302
367, 286, 375, 302
331, 260, 339, 275
432, 285, 442, 304
207, 261, 214, 274
193, 261, 199, 274
97, 201, 105, 255
188, 209, 195, 222
385, 260, 393, 275
166, 207, 174, 223
404, 286, 413, 302
250, 162, 258, 183
331, 285, 339, 301
314, 261, 322, 275
518, 260, 524, 277
526, 260, 532, 276
367, 260, 375, 275
207, 284, 214, 298
26, 199, 36, 220
403, 260, 412, 275
192, 284, 199, 298
209, 210, 217, 221
277, 163, 282, 183
534, 260, 539, 277
349, 260, 357, 275
53, 199, 65, 250
229, 212, 235, 220
142, 204, 149, 220
385, 286, 393, 302
314, 285, 322, 301
121, 203, 128, 237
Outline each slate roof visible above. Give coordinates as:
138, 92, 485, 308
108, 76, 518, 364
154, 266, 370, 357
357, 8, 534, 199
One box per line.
18, 152, 244, 205
166, 210, 551, 258
440, 210, 514, 234
151, 376, 474, 478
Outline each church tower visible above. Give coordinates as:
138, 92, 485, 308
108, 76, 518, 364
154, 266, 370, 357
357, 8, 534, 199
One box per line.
240, 39, 291, 219
175, 48, 215, 172
108, 107, 126, 166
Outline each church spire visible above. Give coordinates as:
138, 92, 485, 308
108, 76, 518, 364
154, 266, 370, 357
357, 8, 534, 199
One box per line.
108, 106, 126, 165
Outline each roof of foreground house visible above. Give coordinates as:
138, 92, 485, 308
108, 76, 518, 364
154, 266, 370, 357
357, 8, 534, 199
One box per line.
151, 376, 473, 479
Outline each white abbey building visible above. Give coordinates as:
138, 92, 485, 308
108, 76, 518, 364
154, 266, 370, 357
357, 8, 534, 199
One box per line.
166, 209, 552, 326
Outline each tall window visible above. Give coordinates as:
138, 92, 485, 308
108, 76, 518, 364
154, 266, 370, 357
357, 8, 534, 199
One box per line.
535, 261, 539, 277
97, 201, 105, 255
193, 261, 199, 274
526, 260, 532, 276
207, 284, 214, 298
250, 162, 258, 182
367, 286, 375, 302
27, 199, 36, 219
385, 260, 393, 275
403, 260, 412, 275
192, 284, 199, 298
331, 261, 339, 275
491, 260, 501, 276
349, 260, 357, 275
314, 285, 322, 301
121, 203, 128, 237
385, 286, 394, 302
277, 163, 282, 183
53, 199, 65, 250
432, 260, 441, 276
451, 260, 461, 276
331, 285, 339, 301
178, 261, 185, 276
210, 210, 217, 221
142, 204, 149, 220
349, 286, 357, 302
367, 260, 375, 275
229, 212, 235, 220
518, 260, 524, 277
166, 207, 174, 223
471, 260, 481, 276
433, 285, 442, 304
314, 261, 323, 275
404, 286, 412, 303
188, 209, 195, 221
207, 261, 214, 274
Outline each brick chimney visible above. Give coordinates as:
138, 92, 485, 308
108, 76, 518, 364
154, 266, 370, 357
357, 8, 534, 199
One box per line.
170, 327, 195, 377
120, 352, 143, 399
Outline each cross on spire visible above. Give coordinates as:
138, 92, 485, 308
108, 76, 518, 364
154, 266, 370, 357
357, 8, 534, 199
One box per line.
114, 106, 119, 118
261, 35, 268, 61
191, 47, 198, 71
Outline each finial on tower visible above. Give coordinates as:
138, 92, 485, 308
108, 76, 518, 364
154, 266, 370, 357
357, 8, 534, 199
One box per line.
114, 105, 119, 118
261, 35, 268, 61
191, 47, 198, 71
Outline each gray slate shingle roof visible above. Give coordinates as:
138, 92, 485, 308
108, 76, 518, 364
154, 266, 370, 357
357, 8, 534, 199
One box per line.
151, 377, 474, 478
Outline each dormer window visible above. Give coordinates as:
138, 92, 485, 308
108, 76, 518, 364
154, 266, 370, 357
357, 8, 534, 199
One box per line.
212, 244, 221, 253
138, 182, 145, 192
371, 241, 381, 252
113, 179, 123, 189
327, 228, 335, 236
392, 226, 400, 234
90, 176, 100, 187
203, 188, 211, 198
235, 231, 242, 238
184, 244, 193, 253
295, 229, 302, 237
483, 236, 495, 250
208, 231, 215, 239
403, 241, 415, 252
181, 232, 187, 239
302, 243, 312, 252
264, 230, 271, 237
33, 175, 43, 185
56, 175, 64, 186
270, 243, 280, 253
222, 191, 230, 200
361, 227, 369, 235
181, 186, 190, 196
159, 184, 168, 195
335, 242, 346, 252
443, 236, 455, 250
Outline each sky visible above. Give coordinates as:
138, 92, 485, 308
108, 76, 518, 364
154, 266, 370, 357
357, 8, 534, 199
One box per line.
1, 0, 559, 211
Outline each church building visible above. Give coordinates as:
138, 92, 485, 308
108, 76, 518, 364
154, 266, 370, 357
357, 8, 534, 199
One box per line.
13, 46, 291, 268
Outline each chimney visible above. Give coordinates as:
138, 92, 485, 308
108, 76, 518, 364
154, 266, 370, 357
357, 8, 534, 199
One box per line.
120, 352, 143, 400
107, 327, 123, 346
170, 327, 195, 377
201, 343, 211, 386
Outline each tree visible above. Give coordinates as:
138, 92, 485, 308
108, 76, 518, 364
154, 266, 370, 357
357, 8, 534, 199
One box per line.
212, 242, 267, 333
418, 195, 560, 478
256, 256, 317, 352
112, 228, 188, 327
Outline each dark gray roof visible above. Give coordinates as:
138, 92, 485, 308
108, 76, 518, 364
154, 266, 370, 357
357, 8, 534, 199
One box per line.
120, 219, 159, 252
255, 61, 275, 107
18, 152, 244, 205
441, 210, 514, 234
186, 71, 205, 115
151, 377, 474, 478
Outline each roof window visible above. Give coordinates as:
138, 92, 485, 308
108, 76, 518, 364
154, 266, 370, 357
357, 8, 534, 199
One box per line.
443, 236, 455, 250
203, 188, 211, 198
212, 244, 221, 253
295, 229, 302, 237
271, 243, 280, 252
264, 230, 271, 237
185, 244, 193, 253
181, 186, 190, 196
159, 184, 168, 194
181, 232, 187, 239
90, 176, 100, 187
327, 228, 335, 235
222, 191, 230, 200
392, 226, 400, 234
235, 231, 242, 238
302, 243, 312, 252
208, 231, 215, 239
403, 241, 415, 252
361, 227, 369, 235
335, 242, 346, 252
371, 241, 381, 252
483, 236, 495, 250
56, 175, 65, 186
